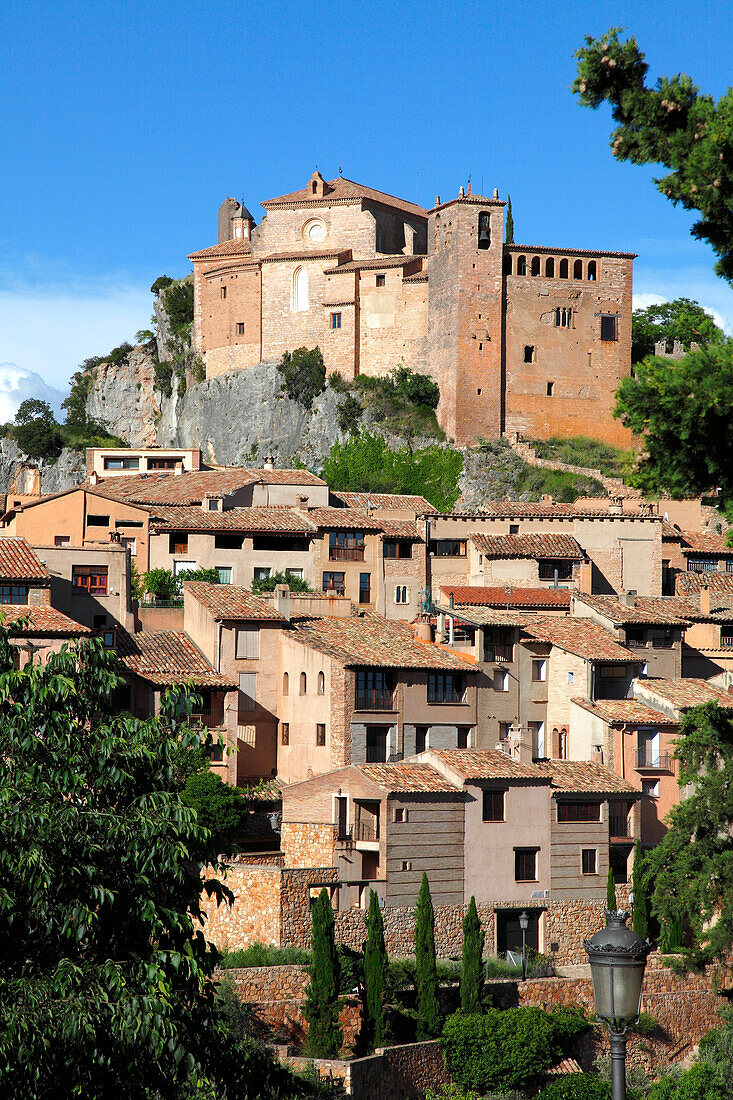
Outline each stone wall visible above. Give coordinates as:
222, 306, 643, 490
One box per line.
201, 863, 282, 951
281, 821, 336, 868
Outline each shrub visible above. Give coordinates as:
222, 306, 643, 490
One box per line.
150, 275, 174, 296
426, 1085, 481, 1100
303, 888, 342, 1057
529, 435, 634, 480
277, 346, 326, 409
647, 1063, 727, 1100
180, 770, 251, 858
392, 365, 440, 409
440, 1007, 588, 1093
251, 570, 312, 595
328, 371, 348, 394
537, 1076, 611, 1100
154, 360, 173, 397
219, 943, 312, 969
515, 465, 605, 502
161, 280, 194, 336
143, 568, 178, 602
135, 329, 156, 344
191, 356, 206, 384
13, 399, 63, 460
337, 392, 363, 434
105, 342, 134, 365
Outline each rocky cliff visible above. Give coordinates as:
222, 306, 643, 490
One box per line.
0, 439, 85, 497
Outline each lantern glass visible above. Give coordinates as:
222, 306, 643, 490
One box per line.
519, 911, 529, 932
589, 956, 645, 1025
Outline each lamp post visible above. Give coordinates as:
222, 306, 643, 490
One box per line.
518, 910, 529, 981
584, 911, 652, 1100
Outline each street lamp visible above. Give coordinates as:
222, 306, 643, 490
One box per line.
584, 911, 652, 1100
518, 910, 529, 981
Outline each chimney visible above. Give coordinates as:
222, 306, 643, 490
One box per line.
434, 195, 440, 207
263, 454, 275, 471
619, 590, 637, 607
88, 470, 99, 486
540, 494, 553, 506
576, 562, 593, 595
512, 724, 533, 766
700, 581, 711, 617
459, 186, 465, 198
297, 494, 309, 508
449, 592, 455, 609
492, 188, 499, 199
591, 744, 604, 764
414, 620, 432, 641
174, 461, 184, 476
273, 583, 291, 622
609, 495, 623, 514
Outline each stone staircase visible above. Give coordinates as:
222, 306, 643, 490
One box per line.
506, 434, 642, 500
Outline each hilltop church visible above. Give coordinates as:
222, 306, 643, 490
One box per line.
189, 171, 634, 447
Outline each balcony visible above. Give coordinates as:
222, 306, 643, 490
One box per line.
329, 546, 365, 561
353, 817, 380, 843
609, 816, 632, 839
355, 689, 394, 711
322, 585, 346, 597
428, 690, 465, 705
721, 636, 733, 650
634, 748, 672, 770
625, 637, 648, 649
484, 644, 514, 663
652, 637, 674, 649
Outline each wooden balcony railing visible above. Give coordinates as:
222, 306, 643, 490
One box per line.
484, 644, 514, 663
329, 546, 365, 561
355, 689, 394, 711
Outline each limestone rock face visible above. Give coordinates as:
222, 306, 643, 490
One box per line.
85, 345, 161, 447
0, 439, 85, 496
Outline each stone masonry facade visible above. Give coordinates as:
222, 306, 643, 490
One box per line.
189, 172, 634, 448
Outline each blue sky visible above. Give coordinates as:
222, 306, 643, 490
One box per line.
1, 0, 732, 395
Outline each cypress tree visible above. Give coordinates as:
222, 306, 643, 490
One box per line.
460, 896, 485, 1014
415, 873, 441, 1039
505, 195, 514, 244
632, 840, 649, 940
363, 888, 389, 1051
303, 888, 342, 1057
606, 866, 617, 912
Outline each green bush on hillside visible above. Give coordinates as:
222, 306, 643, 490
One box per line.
516, 466, 605, 502
219, 943, 313, 969
277, 347, 326, 409
530, 435, 634, 480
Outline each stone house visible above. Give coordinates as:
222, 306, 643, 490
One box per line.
275, 610, 479, 784
190, 171, 634, 448
37, 542, 135, 634
440, 583, 572, 615
85, 446, 202, 480
281, 749, 639, 950
469, 532, 586, 588
571, 592, 685, 680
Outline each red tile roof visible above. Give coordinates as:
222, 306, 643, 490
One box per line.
184, 582, 287, 621
570, 698, 678, 726
188, 238, 253, 260
533, 759, 638, 795
522, 616, 638, 661
261, 176, 427, 219
636, 677, 733, 710
573, 594, 689, 626
676, 571, 733, 597
471, 533, 585, 560
92, 470, 259, 505
117, 629, 237, 688
149, 505, 316, 534
441, 585, 571, 610
325, 256, 423, 274
0, 537, 51, 581
305, 507, 384, 531
291, 611, 477, 670
356, 763, 462, 794
681, 531, 733, 555
379, 519, 421, 539
457, 500, 659, 521
252, 468, 326, 486
427, 749, 547, 781
0, 605, 90, 636
331, 491, 438, 514
661, 520, 683, 540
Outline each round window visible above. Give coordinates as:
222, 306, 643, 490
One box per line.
304, 220, 326, 243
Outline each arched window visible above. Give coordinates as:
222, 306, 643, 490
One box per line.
503, 254, 512, 275
317, 671, 325, 695
573, 259, 583, 280
559, 258, 568, 279
516, 255, 527, 276
312, 180, 318, 194
283, 672, 289, 695
478, 212, 491, 249
299, 672, 307, 695
555, 308, 572, 328
587, 260, 597, 281
292, 266, 308, 312
545, 257, 555, 277
531, 256, 541, 276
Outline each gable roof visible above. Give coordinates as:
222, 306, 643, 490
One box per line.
304, 507, 384, 531
261, 176, 427, 219
117, 629, 237, 687
184, 582, 287, 621
635, 677, 733, 710
522, 616, 638, 661
290, 611, 477, 671
532, 759, 638, 796
471, 533, 585, 560
676, 571, 733, 597
148, 505, 317, 534
680, 531, 733, 556
188, 238, 254, 261
356, 763, 462, 794
0, 537, 51, 582
441, 585, 571, 610
570, 697, 678, 726
573, 594, 689, 627
331, 491, 438, 514
91, 470, 260, 506
0, 605, 90, 636
427, 749, 545, 781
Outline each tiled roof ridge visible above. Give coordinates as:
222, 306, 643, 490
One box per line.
471, 533, 585, 559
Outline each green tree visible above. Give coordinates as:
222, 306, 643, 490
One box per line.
303, 888, 342, 1057
13, 399, 63, 461
614, 341, 733, 509
251, 570, 312, 595
631, 840, 649, 939
460, 897, 484, 1014
151, 275, 175, 296
277, 347, 326, 410
181, 768, 252, 860
415, 873, 441, 1040
648, 1062, 727, 1100
363, 889, 388, 1051
161, 280, 194, 336
573, 28, 733, 283
0, 634, 317, 1099
647, 702, 733, 966
631, 298, 724, 364
505, 195, 514, 244
143, 568, 179, 602
391, 366, 440, 410
606, 867, 617, 912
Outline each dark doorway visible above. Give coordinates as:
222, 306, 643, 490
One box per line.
497, 909, 540, 955
336, 796, 348, 840
366, 725, 388, 762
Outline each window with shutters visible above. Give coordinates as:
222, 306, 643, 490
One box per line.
557, 801, 601, 822
483, 789, 505, 821
236, 626, 260, 660
72, 566, 108, 596
238, 672, 256, 712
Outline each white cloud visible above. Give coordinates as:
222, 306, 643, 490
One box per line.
632, 266, 733, 336
0, 363, 66, 423
0, 283, 152, 393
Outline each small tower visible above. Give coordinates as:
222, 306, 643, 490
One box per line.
218, 197, 239, 244
231, 200, 255, 241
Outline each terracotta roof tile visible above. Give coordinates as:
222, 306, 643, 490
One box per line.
533, 759, 638, 795
505, 243, 637, 260
0, 537, 51, 581
325, 255, 423, 274
676, 571, 733, 597
188, 238, 253, 260
427, 749, 546, 781
331, 491, 438, 514
356, 763, 461, 794
0, 605, 90, 635
379, 519, 421, 539
570, 697, 678, 726
522, 616, 638, 661
252, 469, 326, 486
184, 582, 287, 621
441, 585, 571, 610
573, 594, 688, 626
662, 520, 683, 540
305, 507, 384, 531
458, 500, 659, 521
681, 531, 733, 555
117, 629, 236, 688
471, 533, 585, 560
261, 176, 427, 219
636, 677, 733, 710
149, 505, 316, 534
91, 470, 259, 505
290, 611, 477, 670
437, 604, 525, 627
